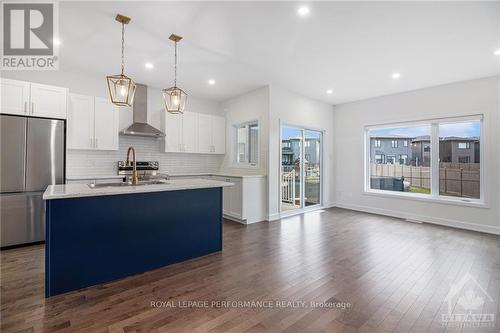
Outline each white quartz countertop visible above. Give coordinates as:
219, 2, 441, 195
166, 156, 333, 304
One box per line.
170, 172, 266, 179
44, 179, 234, 200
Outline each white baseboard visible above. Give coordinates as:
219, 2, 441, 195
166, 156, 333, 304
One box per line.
333, 202, 500, 235
223, 214, 266, 225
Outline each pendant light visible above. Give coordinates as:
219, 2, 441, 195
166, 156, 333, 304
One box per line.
106, 14, 136, 107
162, 34, 187, 114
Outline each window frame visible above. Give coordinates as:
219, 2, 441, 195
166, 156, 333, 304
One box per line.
363, 115, 486, 207
232, 120, 260, 168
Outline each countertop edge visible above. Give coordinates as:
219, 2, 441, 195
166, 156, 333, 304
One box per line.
43, 181, 234, 200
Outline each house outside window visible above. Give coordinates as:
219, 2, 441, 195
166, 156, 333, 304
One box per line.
366, 115, 483, 203
234, 121, 259, 166
374, 140, 381, 148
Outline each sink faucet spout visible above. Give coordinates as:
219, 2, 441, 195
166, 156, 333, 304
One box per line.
125, 147, 139, 185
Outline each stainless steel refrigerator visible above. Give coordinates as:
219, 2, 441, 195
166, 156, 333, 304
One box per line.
1, 115, 65, 247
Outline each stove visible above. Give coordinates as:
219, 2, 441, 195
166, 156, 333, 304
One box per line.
117, 161, 160, 177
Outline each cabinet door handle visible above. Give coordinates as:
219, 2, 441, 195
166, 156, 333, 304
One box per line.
24, 101, 27, 114
31, 102, 35, 114
95, 138, 98, 148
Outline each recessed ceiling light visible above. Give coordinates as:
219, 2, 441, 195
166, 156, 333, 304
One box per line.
53, 38, 61, 46
208, 79, 216, 85
144, 62, 154, 69
392, 72, 401, 79
326, 89, 333, 94
297, 6, 310, 16
494, 49, 500, 56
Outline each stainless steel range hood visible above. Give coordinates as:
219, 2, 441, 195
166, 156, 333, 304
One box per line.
120, 83, 165, 138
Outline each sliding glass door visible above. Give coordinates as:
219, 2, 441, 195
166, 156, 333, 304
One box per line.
304, 130, 321, 206
281, 126, 322, 212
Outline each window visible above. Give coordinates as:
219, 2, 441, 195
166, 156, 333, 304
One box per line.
386, 155, 397, 164
458, 156, 470, 163
375, 154, 385, 164
439, 120, 480, 199
374, 140, 381, 148
366, 116, 483, 203
234, 121, 259, 166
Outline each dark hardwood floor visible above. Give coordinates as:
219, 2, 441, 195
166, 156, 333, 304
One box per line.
1, 208, 499, 333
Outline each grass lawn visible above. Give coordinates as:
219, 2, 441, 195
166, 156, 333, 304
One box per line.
409, 186, 431, 194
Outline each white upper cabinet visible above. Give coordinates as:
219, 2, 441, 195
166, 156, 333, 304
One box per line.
211, 115, 226, 154
1, 78, 30, 115
197, 113, 212, 153
196, 113, 226, 154
182, 112, 199, 153
165, 112, 182, 153
1, 79, 67, 118
68, 94, 119, 151
165, 112, 224, 154
30, 83, 67, 119
68, 94, 94, 149
94, 97, 119, 150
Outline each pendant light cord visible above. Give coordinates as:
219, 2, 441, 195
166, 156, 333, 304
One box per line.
174, 41, 177, 87
121, 22, 125, 75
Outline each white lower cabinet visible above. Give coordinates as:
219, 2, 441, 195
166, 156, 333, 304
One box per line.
212, 176, 266, 224
68, 94, 119, 151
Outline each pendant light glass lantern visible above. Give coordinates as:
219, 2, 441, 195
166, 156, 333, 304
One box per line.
162, 34, 187, 114
106, 14, 136, 107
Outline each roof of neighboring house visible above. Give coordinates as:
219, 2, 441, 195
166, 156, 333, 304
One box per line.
369, 135, 414, 139
412, 135, 479, 142
411, 135, 430, 142
440, 136, 479, 142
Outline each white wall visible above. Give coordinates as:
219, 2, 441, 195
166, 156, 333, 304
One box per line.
1, 70, 225, 176
268, 86, 335, 219
333, 76, 500, 234
220, 86, 270, 176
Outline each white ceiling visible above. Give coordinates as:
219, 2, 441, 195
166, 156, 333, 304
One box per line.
58, 1, 500, 104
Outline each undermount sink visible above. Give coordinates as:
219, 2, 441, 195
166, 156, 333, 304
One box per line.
88, 180, 169, 189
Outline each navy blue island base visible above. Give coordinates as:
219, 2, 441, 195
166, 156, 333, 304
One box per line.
45, 187, 223, 297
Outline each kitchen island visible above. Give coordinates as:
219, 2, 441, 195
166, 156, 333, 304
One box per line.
43, 178, 233, 297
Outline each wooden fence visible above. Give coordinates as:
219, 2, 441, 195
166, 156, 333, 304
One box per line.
370, 163, 480, 198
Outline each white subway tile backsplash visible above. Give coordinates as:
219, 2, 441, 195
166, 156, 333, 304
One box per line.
67, 136, 223, 178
